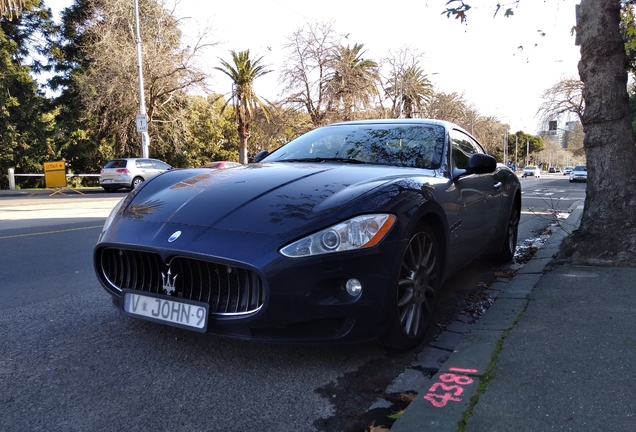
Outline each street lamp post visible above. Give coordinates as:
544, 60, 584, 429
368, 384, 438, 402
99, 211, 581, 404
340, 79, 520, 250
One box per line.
134, 0, 149, 158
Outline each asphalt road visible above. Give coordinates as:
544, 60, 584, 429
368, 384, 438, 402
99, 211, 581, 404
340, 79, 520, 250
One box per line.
0, 175, 585, 432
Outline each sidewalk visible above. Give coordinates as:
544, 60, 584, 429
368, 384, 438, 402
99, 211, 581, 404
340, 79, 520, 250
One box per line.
390, 204, 636, 431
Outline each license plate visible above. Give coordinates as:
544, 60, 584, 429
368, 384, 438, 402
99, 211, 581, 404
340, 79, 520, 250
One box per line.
101, 179, 113, 183
121, 290, 208, 332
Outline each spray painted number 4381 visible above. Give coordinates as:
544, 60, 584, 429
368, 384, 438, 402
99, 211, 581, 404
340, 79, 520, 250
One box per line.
423, 368, 477, 408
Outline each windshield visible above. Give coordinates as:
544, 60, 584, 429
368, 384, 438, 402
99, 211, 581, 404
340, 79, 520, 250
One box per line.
573, 166, 586, 171
263, 123, 446, 169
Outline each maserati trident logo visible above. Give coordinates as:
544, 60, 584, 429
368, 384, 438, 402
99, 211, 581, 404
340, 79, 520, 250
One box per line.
161, 267, 178, 295
168, 231, 182, 243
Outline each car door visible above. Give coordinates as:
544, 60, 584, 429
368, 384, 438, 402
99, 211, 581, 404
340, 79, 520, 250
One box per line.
136, 159, 156, 180
448, 129, 503, 259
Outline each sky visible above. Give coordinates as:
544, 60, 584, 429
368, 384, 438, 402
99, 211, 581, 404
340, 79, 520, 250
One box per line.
45, 0, 582, 134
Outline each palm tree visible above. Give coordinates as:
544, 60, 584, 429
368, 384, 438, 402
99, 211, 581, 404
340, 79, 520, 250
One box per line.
1, 0, 23, 19
385, 65, 433, 118
327, 44, 379, 121
214, 50, 272, 164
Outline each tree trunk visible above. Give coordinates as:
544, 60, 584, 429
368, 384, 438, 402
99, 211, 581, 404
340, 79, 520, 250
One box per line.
237, 103, 248, 164
558, 0, 636, 265
238, 122, 248, 164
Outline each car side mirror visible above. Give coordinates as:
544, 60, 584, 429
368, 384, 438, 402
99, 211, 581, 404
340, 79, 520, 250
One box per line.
465, 153, 497, 175
253, 150, 269, 163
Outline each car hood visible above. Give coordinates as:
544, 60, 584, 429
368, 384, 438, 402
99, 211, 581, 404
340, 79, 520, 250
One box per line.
122, 163, 440, 235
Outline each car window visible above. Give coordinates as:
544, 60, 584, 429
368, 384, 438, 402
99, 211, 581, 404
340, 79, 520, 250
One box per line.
450, 129, 483, 170
265, 123, 446, 169
104, 160, 127, 169
152, 160, 172, 170
136, 159, 154, 169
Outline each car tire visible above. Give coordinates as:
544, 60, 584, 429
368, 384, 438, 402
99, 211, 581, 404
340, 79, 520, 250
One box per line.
490, 200, 519, 263
131, 177, 144, 189
379, 223, 439, 350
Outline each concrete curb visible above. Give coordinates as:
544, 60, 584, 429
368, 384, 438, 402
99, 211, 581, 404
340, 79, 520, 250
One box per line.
387, 202, 584, 431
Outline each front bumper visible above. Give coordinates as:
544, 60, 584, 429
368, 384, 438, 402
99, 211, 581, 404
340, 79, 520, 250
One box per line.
94, 219, 406, 344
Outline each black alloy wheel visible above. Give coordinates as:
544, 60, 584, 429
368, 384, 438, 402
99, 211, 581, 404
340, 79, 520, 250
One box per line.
492, 200, 520, 263
379, 223, 439, 350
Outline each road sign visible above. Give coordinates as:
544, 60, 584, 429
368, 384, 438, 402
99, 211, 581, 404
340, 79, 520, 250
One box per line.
43, 161, 67, 188
136, 114, 148, 132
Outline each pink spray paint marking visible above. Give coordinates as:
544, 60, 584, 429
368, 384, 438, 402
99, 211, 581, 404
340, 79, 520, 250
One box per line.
423, 368, 478, 408
448, 367, 478, 373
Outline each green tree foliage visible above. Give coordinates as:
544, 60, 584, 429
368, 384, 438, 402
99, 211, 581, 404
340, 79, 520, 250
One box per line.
0, 0, 56, 188
51, 0, 209, 176
214, 49, 273, 164
174, 95, 239, 168
327, 43, 379, 121
247, 107, 313, 157
506, 131, 545, 166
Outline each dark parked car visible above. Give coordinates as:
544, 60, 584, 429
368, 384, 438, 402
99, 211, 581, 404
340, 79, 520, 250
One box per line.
94, 119, 521, 349
99, 158, 172, 192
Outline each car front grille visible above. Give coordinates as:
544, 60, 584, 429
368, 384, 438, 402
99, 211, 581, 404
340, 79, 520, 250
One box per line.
99, 248, 264, 316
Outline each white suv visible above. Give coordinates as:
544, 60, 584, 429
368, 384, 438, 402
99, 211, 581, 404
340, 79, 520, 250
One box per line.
569, 165, 587, 183
99, 158, 172, 192
522, 166, 541, 178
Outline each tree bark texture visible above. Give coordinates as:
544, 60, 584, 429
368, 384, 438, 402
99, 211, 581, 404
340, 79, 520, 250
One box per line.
559, 0, 636, 265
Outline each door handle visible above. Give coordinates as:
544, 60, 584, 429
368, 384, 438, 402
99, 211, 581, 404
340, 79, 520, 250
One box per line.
494, 182, 502, 189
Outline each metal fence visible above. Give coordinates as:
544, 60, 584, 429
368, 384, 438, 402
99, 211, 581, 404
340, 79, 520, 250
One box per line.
7, 168, 100, 190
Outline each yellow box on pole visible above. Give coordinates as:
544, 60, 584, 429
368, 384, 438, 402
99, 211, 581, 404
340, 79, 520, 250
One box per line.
43, 161, 67, 188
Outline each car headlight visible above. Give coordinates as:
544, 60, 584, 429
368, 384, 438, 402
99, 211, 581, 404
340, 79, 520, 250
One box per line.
280, 214, 396, 258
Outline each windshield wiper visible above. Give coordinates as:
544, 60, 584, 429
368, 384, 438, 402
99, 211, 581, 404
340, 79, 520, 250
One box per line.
277, 157, 369, 164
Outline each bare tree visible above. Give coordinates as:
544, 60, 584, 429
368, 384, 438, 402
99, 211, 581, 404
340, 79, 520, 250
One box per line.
473, 116, 508, 156
423, 91, 467, 124
563, 121, 584, 157
537, 77, 585, 127
381, 46, 432, 118
279, 21, 338, 127
71, 0, 213, 156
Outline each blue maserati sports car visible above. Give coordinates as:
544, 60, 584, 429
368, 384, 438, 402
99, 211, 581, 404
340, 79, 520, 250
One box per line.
94, 119, 521, 349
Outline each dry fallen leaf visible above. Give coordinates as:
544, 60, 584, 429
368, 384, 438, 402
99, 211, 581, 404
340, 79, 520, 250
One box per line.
366, 421, 391, 432
396, 392, 416, 403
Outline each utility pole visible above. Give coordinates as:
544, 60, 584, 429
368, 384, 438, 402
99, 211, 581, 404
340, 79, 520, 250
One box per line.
515, 135, 518, 169
526, 139, 530, 167
503, 131, 507, 164
134, 0, 150, 158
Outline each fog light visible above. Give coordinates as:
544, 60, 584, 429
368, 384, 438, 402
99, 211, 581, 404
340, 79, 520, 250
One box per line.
345, 278, 362, 297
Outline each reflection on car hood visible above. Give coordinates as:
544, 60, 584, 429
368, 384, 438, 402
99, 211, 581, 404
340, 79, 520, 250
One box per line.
123, 163, 438, 234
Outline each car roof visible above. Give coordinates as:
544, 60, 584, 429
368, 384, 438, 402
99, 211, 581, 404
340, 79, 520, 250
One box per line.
110, 158, 160, 161
327, 118, 472, 134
